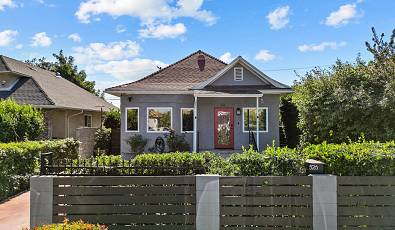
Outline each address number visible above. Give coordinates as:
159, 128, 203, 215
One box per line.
309, 164, 319, 171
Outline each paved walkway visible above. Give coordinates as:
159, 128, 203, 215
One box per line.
0, 192, 29, 230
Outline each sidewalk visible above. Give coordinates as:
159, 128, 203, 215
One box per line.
0, 192, 30, 230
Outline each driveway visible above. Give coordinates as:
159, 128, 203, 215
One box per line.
0, 192, 29, 230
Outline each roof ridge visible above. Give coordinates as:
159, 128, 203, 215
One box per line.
106, 50, 227, 90
0, 55, 11, 71
1, 54, 57, 76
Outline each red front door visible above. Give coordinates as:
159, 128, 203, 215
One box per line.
214, 107, 234, 149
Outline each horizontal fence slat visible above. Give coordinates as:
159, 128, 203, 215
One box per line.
220, 176, 312, 186
220, 206, 312, 216
53, 186, 195, 195
220, 186, 311, 196
53, 204, 196, 214
338, 186, 395, 195
53, 195, 195, 205
338, 177, 395, 185
338, 216, 395, 226
338, 196, 395, 205
107, 225, 196, 230
220, 216, 312, 226
52, 214, 195, 225
53, 176, 195, 186
220, 196, 311, 205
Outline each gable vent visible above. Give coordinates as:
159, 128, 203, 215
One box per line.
234, 67, 243, 81
197, 55, 205, 71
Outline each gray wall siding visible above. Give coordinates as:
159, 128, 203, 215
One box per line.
211, 64, 269, 86
121, 94, 194, 154
120, 94, 280, 154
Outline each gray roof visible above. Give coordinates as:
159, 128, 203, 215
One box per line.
0, 55, 116, 112
106, 50, 291, 95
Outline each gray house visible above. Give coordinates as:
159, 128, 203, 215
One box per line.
106, 50, 292, 154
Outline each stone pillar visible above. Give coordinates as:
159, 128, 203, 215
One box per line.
75, 127, 98, 158
196, 175, 219, 230
30, 176, 54, 228
312, 175, 337, 230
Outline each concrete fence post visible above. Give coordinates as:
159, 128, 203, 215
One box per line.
312, 175, 337, 230
195, 175, 220, 230
30, 176, 54, 228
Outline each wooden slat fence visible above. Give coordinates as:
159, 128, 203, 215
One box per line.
52, 176, 196, 230
219, 176, 313, 229
338, 176, 395, 229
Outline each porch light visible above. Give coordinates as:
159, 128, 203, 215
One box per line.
236, 108, 241, 115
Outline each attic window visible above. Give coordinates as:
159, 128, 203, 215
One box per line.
234, 67, 243, 81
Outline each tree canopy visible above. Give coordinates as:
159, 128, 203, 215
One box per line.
26, 50, 102, 96
292, 27, 395, 145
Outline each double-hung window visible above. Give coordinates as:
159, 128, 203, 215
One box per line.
126, 107, 139, 132
181, 108, 194, 133
147, 107, 172, 132
242, 107, 268, 132
84, 115, 92, 127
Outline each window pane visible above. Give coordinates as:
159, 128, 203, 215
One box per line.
182, 109, 194, 132
243, 108, 267, 132
127, 108, 138, 131
84, 115, 92, 127
148, 108, 171, 132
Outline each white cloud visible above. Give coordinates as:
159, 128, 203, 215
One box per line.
255, 49, 276, 61
31, 32, 52, 47
75, 0, 216, 25
0, 0, 16, 10
0, 29, 17, 46
298, 41, 347, 52
94, 58, 166, 80
267, 5, 290, 30
325, 4, 358, 27
139, 23, 186, 39
73, 40, 140, 64
116, 24, 126, 33
68, 33, 81, 42
219, 52, 235, 63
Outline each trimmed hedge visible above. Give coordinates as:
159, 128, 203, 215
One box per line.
27, 219, 107, 230
0, 139, 79, 201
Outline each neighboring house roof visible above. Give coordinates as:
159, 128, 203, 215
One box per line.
106, 50, 292, 96
0, 55, 116, 112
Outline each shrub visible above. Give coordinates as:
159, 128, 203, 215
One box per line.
94, 128, 112, 155
165, 129, 190, 152
103, 108, 120, 129
229, 146, 305, 176
0, 99, 45, 142
302, 140, 395, 176
0, 139, 79, 201
126, 134, 148, 153
26, 219, 107, 230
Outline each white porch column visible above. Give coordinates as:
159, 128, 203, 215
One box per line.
193, 95, 198, 152
256, 96, 260, 151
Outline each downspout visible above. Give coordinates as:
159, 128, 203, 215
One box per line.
67, 110, 84, 138
256, 97, 260, 151
193, 95, 198, 153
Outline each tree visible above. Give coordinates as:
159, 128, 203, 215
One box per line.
103, 109, 121, 129
293, 27, 395, 145
279, 96, 300, 148
0, 99, 45, 142
26, 50, 102, 96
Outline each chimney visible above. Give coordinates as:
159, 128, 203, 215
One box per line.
197, 54, 205, 71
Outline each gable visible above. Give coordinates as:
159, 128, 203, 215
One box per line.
211, 63, 269, 87
6, 77, 53, 105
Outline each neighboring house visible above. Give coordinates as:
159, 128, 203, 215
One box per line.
105, 50, 292, 154
0, 55, 116, 139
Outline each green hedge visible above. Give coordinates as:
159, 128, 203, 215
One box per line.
32, 219, 106, 230
0, 139, 79, 201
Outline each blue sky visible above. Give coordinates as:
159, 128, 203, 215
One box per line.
0, 0, 394, 104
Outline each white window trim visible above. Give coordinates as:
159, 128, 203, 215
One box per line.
84, 114, 93, 128
146, 107, 173, 133
180, 108, 194, 133
125, 107, 139, 132
242, 107, 268, 133
234, 67, 244, 81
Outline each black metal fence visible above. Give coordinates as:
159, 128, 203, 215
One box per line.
40, 152, 206, 176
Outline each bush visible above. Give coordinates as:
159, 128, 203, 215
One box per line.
126, 134, 148, 153
103, 108, 120, 129
94, 128, 111, 155
0, 139, 79, 201
229, 146, 305, 176
165, 129, 190, 152
26, 219, 107, 230
0, 99, 45, 142
302, 140, 395, 176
